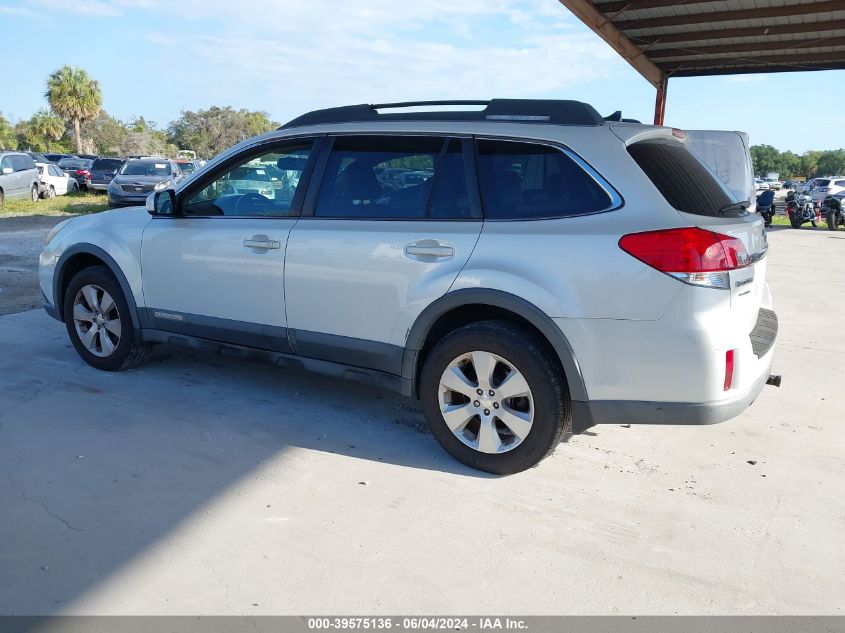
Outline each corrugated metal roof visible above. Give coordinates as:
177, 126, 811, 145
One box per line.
559, 0, 845, 81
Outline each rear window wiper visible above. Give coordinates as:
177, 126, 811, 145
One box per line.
718, 200, 750, 216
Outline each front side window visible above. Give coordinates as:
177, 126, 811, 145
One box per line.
315, 135, 472, 220
182, 142, 313, 217
476, 139, 614, 220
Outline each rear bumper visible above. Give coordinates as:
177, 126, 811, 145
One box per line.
578, 361, 772, 426
88, 182, 109, 191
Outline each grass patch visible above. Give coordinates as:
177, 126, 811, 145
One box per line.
0, 192, 109, 218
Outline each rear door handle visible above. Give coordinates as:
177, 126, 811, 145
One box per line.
243, 235, 281, 251
404, 239, 454, 261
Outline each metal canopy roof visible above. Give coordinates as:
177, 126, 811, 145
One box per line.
558, 0, 845, 85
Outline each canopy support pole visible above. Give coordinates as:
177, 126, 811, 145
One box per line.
654, 76, 668, 126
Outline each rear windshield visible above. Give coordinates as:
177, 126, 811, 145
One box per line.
92, 158, 123, 170
119, 161, 172, 176
58, 158, 93, 170
628, 139, 735, 217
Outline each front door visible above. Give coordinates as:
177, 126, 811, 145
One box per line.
284, 135, 482, 374
140, 140, 318, 352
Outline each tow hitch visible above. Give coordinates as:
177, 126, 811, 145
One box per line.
767, 374, 782, 387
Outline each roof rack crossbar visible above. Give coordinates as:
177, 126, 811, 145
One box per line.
280, 99, 605, 129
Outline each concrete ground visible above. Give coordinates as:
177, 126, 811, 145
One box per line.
0, 225, 843, 615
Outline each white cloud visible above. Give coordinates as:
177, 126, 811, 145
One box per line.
136, 0, 623, 121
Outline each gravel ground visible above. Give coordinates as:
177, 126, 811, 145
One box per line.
0, 215, 68, 316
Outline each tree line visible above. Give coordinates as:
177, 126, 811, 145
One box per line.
0, 65, 278, 160
750, 144, 845, 179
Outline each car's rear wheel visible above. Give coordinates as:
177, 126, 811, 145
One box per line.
63, 266, 151, 371
420, 320, 571, 474
828, 210, 839, 231
70, 182, 79, 194
46, 186, 56, 199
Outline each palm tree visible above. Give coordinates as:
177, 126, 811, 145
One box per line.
45, 66, 102, 153
29, 109, 65, 149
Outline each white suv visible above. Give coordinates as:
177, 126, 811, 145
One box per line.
39, 100, 777, 474
809, 176, 845, 202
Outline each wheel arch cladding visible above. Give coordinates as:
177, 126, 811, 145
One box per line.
54, 244, 141, 336
403, 288, 588, 402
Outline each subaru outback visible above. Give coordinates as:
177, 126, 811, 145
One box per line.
40, 99, 778, 474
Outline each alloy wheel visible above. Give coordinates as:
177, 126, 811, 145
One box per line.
72, 284, 122, 357
438, 350, 534, 454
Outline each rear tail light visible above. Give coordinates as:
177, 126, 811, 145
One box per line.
618, 227, 750, 289
75, 169, 90, 176
724, 349, 735, 391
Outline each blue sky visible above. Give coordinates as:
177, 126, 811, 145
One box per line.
1, 0, 842, 154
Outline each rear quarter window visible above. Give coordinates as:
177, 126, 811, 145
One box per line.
476, 139, 615, 220
628, 139, 734, 217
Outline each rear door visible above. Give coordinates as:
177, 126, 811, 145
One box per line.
284, 134, 482, 374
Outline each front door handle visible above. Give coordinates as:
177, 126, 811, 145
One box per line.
243, 234, 281, 251
404, 239, 454, 261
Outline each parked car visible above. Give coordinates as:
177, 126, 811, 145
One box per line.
218, 164, 275, 199
107, 158, 183, 208
40, 99, 777, 474
0, 151, 40, 205
782, 180, 801, 190
86, 157, 125, 192
76, 154, 99, 160
754, 178, 770, 191
764, 178, 782, 190
36, 162, 78, 198
175, 159, 201, 177
43, 153, 77, 164
808, 176, 845, 202
57, 157, 94, 190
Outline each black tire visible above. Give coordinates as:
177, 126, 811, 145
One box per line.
63, 266, 151, 371
0, 188, 5, 207
420, 320, 571, 475
31, 185, 39, 202
828, 211, 839, 231
47, 186, 56, 199
811, 219, 817, 228
70, 182, 79, 194
789, 214, 800, 228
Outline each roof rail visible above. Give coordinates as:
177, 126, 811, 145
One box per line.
280, 99, 605, 129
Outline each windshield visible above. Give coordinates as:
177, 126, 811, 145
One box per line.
119, 161, 172, 176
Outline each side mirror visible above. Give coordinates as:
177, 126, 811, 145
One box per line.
1, 167, 12, 175
147, 189, 176, 217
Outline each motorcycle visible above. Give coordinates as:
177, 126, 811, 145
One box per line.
785, 189, 819, 228
823, 195, 844, 231
755, 189, 776, 227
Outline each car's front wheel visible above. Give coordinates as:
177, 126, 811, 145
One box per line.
420, 320, 571, 474
63, 266, 151, 371
31, 185, 39, 202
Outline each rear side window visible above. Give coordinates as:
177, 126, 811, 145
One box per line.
315, 135, 472, 220
835, 180, 845, 187
628, 139, 733, 217
476, 139, 613, 220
